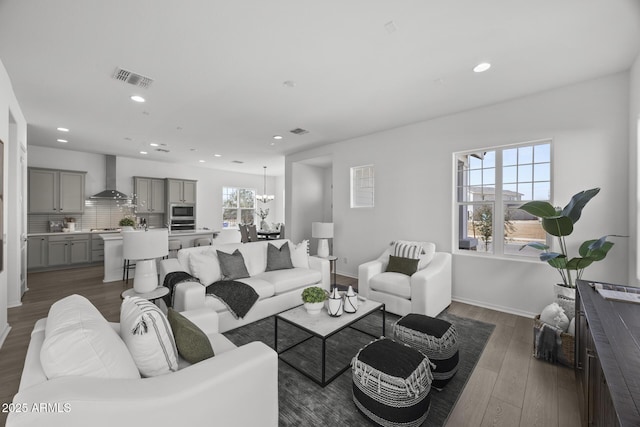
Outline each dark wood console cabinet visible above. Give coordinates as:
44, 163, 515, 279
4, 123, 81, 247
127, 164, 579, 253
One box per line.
575, 280, 640, 426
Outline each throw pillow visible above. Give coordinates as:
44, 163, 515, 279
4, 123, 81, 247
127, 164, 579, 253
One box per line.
120, 296, 179, 377
217, 249, 250, 280
539, 302, 570, 332
394, 241, 423, 259
188, 250, 221, 285
167, 308, 215, 364
289, 240, 310, 269
41, 294, 140, 380
266, 242, 294, 271
386, 255, 420, 276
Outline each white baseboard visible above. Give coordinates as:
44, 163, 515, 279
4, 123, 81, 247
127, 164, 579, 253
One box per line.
335, 270, 356, 279
8, 301, 23, 308
452, 296, 537, 319
0, 324, 12, 349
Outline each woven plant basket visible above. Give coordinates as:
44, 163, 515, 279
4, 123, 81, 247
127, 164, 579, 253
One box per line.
533, 315, 575, 367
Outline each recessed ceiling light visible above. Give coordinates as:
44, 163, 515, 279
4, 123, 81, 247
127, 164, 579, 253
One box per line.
139, 151, 148, 155
57, 127, 69, 132
130, 95, 145, 103
149, 143, 159, 147
57, 139, 68, 143
199, 160, 205, 163
473, 62, 491, 73
213, 154, 222, 157
273, 135, 283, 140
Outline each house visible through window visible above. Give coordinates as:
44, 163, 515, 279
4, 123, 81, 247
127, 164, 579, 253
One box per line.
351, 165, 374, 208
455, 141, 551, 256
222, 187, 256, 228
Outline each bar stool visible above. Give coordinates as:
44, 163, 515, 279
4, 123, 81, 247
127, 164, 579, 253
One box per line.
194, 237, 212, 247
168, 239, 182, 258
122, 229, 169, 293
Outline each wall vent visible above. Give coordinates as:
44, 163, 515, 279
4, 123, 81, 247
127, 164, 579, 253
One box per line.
289, 128, 309, 135
112, 67, 154, 89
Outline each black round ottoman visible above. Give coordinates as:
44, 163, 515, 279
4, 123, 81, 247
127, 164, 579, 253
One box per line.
352, 338, 433, 427
393, 314, 459, 390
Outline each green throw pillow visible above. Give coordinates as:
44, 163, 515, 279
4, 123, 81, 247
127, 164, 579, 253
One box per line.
167, 308, 215, 364
386, 255, 419, 276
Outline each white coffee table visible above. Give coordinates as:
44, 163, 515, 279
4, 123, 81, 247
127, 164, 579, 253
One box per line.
275, 299, 385, 387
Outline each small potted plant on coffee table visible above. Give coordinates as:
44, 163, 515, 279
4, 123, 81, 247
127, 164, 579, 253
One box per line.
301, 286, 327, 315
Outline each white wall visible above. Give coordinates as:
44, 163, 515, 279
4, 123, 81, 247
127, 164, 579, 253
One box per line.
0, 58, 27, 346
630, 53, 640, 285
287, 72, 630, 317
27, 147, 284, 228
288, 162, 326, 252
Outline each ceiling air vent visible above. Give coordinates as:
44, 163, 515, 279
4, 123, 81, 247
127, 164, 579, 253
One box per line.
155, 148, 170, 153
290, 128, 309, 135
232, 160, 244, 164
112, 67, 154, 89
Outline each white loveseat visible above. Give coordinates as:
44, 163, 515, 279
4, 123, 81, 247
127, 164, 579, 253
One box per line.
7, 297, 278, 427
159, 239, 330, 332
358, 242, 452, 317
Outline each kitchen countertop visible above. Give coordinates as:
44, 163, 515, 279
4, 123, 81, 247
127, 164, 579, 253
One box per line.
100, 229, 217, 240
27, 230, 121, 237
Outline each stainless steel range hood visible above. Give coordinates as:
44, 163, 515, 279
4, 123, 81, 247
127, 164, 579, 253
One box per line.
91, 155, 129, 199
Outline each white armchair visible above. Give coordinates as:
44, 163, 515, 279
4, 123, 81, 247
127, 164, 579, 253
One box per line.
358, 242, 452, 317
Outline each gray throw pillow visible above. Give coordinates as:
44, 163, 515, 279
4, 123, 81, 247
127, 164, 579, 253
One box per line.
266, 242, 294, 272
386, 255, 419, 276
167, 308, 214, 364
216, 249, 250, 280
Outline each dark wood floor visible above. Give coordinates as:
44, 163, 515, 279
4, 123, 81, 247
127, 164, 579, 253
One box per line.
0, 266, 581, 427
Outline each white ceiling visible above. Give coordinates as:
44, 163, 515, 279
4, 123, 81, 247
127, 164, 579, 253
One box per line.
1, 1, 639, 177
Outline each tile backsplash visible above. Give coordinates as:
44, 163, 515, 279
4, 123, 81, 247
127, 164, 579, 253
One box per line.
28, 199, 165, 233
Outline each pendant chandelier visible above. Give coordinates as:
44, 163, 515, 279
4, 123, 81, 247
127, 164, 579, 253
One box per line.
256, 166, 275, 203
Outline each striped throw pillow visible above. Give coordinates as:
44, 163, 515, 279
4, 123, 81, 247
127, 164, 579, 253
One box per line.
394, 241, 424, 259
120, 296, 179, 377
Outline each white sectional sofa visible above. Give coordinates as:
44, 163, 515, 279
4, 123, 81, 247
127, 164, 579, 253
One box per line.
159, 239, 330, 332
7, 296, 278, 427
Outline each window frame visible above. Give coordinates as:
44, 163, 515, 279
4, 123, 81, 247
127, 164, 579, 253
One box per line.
350, 164, 375, 208
454, 139, 553, 258
222, 186, 257, 229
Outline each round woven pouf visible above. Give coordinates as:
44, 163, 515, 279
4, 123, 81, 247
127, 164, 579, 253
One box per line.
352, 338, 433, 427
394, 314, 459, 390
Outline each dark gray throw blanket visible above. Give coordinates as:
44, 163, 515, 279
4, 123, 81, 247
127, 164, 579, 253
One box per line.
205, 280, 259, 319
162, 271, 200, 307
534, 321, 560, 363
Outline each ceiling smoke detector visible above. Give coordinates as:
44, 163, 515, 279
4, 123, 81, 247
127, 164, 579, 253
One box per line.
112, 67, 154, 89
290, 128, 309, 135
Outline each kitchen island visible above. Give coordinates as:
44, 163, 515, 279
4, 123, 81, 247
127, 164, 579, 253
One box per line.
100, 229, 217, 283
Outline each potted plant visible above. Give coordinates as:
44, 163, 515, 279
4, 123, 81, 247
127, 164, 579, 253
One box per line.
519, 188, 616, 298
301, 286, 327, 315
118, 216, 136, 230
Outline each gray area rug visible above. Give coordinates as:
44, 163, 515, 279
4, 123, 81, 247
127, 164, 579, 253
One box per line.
224, 309, 494, 426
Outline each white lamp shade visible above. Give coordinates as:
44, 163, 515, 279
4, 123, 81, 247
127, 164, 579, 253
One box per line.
122, 229, 169, 260
122, 229, 169, 293
312, 222, 334, 239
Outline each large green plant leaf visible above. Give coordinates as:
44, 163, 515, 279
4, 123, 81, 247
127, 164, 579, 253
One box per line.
561, 188, 600, 224
542, 216, 574, 237
566, 257, 594, 270
520, 242, 549, 251
546, 254, 567, 269
518, 201, 557, 218
579, 238, 614, 261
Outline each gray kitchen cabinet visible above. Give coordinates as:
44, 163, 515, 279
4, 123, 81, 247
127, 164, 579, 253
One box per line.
90, 234, 105, 263
47, 234, 90, 266
167, 179, 197, 204
28, 167, 86, 214
27, 236, 48, 269
134, 177, 165, 213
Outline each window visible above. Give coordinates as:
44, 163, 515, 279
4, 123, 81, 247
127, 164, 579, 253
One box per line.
351, 165, 374, 208
222, 187, 256, 228
456, 141, 551, 256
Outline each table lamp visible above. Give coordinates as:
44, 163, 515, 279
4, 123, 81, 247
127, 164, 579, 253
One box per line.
312, 222, 333, 258
122, 229, 169, 293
